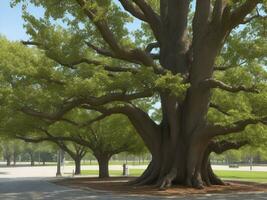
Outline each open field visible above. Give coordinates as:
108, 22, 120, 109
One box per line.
215, 170, 267, 183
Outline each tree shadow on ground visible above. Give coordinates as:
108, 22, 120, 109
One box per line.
0, 178, 266, 200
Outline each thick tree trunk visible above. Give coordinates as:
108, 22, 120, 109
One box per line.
130, 17, 225, 189
129, 105, 224, 189
6, 156, 11, 166
133, 138, 224, 189
30, 153, 35, 166
56, 150, 62, 176
201, 150, 225, 186
74, 157, 81, 175
13, 152, 17, 166
95, 154, 110, 178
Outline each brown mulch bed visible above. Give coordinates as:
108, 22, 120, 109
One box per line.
54, 177, 267, 197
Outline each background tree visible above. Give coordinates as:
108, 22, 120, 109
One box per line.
18, 136, 88, 175
15, 112, 146, 178
1, 140, 13, 166
23, 143, 38, 166
35, 142, 57, 165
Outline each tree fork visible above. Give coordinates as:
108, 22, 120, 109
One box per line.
129, 160, 157, 186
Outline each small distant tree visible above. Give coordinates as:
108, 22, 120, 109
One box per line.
22, 143, 38, 166
1, 141, 12, 166
39, 151, 54, 165
16, 113, 146, 178
12, 140, 24, 165
36, 142, 56, 165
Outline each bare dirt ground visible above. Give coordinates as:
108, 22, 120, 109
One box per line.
54, 177, 267, 197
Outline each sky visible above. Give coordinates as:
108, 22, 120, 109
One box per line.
0, 1, 42, 41
0, 0, 140, 41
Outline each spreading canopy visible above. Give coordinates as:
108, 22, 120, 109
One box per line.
1, 0, 267, 188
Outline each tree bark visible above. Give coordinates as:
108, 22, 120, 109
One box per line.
56, 150, 62, 176
95, 154, 111, 178
74, 157, 82, 175
30, 153, 35, 166
133, 137, 223, 189
6, 156, 11, 167
13, 152, 17, 166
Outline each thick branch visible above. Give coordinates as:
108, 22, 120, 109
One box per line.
132, 0, 161, 41
56, 142, 77, 159
145, 42, 159, 53
203, 78, 259, 93
214, 61, 247, 71
22, 41, 138, 74
80, 113, 111, 127
15, 135, 50, 143
85, 90, 154, 106
76, 0, 162, 72
21, 98, 84, 121
21, 41, 41, 46
209, 116, 267, 136
86, 42, 164, 74
85, 42, 115, 58
209, 103, 231, 116
241, 8, 267, 24
68, 58, 139, 74
193, 0, 211, 42
76, 0, 121, 52
16, 133, 89, 158
212, 0, 228, 25
21, 90, 153, 124
214, 66, 236, 71
209, 140, 249, 154
227, 0, 262, 29
118, 0, 147, 22
82, 104, 160, 153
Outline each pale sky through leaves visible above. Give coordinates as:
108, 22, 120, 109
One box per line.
0, 1, 43, 41
0, 0, 140, 41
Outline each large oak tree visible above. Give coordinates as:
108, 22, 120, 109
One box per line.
5, 0, 267, 188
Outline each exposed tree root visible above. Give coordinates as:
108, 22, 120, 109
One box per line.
128, 161, 153, 186
128, 146, 230, 190
135, 167, 159, 186
193, 178, 205, 189
158, 168, 177, 190
207, 163, 226, 185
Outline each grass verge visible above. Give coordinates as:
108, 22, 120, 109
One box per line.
81, 169, 267, 183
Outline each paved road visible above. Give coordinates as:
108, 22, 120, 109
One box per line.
0, 164, 266, 178
0, 178, 267, 200
0, 166, 266, 200
0, 165, 148, 178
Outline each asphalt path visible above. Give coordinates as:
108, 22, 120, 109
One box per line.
0, 165, 267, 200
0, 178, 266, 200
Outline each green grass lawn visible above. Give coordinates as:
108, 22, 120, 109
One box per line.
81, 169, 144, 176
81, 169, 267, 183
67, 160, 150, 166
214, 170, 267, 183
